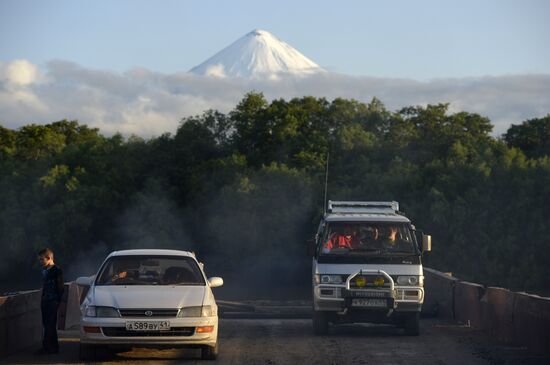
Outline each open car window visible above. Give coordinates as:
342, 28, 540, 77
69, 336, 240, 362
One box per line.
96, 255, 206, 286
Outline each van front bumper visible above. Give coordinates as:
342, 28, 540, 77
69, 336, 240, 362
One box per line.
313, 285, 424, 313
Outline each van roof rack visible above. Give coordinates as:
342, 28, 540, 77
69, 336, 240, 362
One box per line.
327, 200, 399, 214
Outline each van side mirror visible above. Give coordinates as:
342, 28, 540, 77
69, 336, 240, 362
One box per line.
307, 238, 317, 256
422, 234, 432, 252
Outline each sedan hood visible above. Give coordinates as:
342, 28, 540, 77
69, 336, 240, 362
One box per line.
91, 285, 206, 309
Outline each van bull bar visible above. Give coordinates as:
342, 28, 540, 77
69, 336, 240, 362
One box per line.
342, 269, 397, 310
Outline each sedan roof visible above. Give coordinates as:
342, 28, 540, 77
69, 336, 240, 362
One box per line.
108, 249, 196, 258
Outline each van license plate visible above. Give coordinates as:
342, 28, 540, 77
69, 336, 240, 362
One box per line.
126, 321, 170, 331
351, 299, 387, 308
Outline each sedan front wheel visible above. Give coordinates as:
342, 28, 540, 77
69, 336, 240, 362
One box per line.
201, 342, 218, 360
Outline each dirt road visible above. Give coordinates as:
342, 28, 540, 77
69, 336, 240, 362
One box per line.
1, 318, 544, 365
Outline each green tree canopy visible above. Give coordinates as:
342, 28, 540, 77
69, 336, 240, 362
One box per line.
504, 115, 550, 158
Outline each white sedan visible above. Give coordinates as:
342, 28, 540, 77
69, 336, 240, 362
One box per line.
76, 249, 223, 360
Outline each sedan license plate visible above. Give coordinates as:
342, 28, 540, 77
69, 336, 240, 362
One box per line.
351, 298, 387, 308
125, 321, 170, 331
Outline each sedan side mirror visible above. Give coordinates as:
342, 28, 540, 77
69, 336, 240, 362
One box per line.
422, 234, 432, 252
208, 277, 224, 288
76, 276, 93, 286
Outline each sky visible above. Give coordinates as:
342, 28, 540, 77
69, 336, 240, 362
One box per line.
1, 0, 549, 79
0, 0, 549, 136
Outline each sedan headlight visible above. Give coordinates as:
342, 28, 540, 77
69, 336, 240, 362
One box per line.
177, 305, 213, 317
84, 306, 120, 318
396, 275, 423, 286
201, 305, 213, 317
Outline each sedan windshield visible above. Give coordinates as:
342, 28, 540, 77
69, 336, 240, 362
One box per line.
319, 222, 418, 256
96, 255, 205, 286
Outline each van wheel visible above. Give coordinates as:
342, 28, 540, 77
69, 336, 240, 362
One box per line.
79, 343, 97, 361
201, 342, 218, 360
404, 313, 420, 336
313, 310, 329, 335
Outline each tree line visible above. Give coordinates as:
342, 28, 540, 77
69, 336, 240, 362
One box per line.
1, 92, 549, 297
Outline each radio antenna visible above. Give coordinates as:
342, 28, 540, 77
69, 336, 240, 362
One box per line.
323, 152, 329, 214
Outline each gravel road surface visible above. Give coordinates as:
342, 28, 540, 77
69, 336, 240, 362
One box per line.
1, 318, 545, 365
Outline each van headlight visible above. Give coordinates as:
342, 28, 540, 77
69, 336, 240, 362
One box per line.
85, 306, 120, 318
315, 274, 344, 284
396, 275, 422, 286
177, 305, 213, 317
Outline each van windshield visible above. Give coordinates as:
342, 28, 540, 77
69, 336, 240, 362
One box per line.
319, 222, 419, 256
96, 255, 205, 286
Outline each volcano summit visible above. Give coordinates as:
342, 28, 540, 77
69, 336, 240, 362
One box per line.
189, 29, 325, 79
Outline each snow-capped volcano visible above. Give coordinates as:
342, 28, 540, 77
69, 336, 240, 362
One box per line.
190, 29, 325, 78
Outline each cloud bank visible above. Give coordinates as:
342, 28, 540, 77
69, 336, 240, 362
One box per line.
1, 59, 549, 136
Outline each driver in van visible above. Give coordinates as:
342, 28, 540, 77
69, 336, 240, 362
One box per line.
383, 226, 398, 248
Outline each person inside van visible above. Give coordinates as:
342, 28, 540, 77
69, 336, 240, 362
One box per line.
323, 225, 356, 252
358, 226, 381, 250
382, 226, 398, 248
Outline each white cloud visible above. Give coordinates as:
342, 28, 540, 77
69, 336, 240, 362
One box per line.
1, 59, 39, 85
0, 60, 49, 119
0, 59, 549, 136
205, 64, 226, 78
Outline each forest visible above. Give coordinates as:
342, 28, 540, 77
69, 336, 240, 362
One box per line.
1, 92, 549, 297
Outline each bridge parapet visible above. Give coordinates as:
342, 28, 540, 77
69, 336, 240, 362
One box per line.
424, 268, 550, 356
0, 290, 42, 358
423, 268, 458, 319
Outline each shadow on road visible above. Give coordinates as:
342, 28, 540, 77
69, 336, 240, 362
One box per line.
329, 323, 406, 337
2, 319, 549, 365
0, 336, 203, 364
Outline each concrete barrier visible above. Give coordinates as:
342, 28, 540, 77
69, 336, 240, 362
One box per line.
513, 292, 550, 356
0, 290, 42, 357
0, 282, 85, 358
480, 287, 515, 344
64, 282, 82, 330
454, 281, 485, 327
423, 268, 458, 319
78, 283, 90, 304
424, 270, 550, 357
